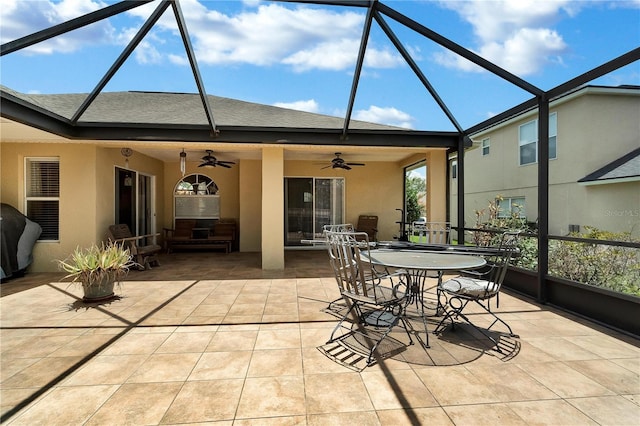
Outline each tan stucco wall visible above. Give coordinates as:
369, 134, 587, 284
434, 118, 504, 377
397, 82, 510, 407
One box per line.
1, 142, 98, 272
284, 160, 405, 241
97, 147, 165, 240
1, 143, 165, 272
163, 157, 239, 231
454, 90, 640, 235
239, 159, 262, 252
2, 138, 449, 271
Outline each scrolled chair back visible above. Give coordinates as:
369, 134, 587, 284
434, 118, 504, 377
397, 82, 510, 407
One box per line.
324, 229, 380, 299
485, 230, 521, 293
322, 223, 354, 233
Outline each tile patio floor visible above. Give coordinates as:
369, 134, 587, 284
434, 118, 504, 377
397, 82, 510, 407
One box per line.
1, 250, 639, 425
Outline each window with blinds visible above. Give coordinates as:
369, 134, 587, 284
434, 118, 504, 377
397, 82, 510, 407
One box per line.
173, 174, 220, 219
25, 158, 59, 240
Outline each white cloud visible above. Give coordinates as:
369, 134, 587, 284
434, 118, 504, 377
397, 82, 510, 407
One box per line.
158, 1, 402, 72
354, 105, 414, 129
436, 0, 573, 75
365, 47, 406, 69
0, 0, 114, 54
434, 27, 567, 75
283, 39, 361, 72
135, 40, 164, 65
273, 99, 320, 113
2, 0, 404, 72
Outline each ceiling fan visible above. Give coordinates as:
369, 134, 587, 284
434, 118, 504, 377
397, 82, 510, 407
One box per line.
321, 152, 365, 170
198, 150, 235, 168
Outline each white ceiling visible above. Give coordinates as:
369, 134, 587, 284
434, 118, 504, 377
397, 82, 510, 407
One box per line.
1, 117, 440, 164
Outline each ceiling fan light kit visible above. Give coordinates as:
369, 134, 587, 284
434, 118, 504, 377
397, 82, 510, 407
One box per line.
198, 150, 236, 168
321, 152, 365, 170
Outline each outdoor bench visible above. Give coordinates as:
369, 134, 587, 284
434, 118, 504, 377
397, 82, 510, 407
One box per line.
163, 219, 236, 253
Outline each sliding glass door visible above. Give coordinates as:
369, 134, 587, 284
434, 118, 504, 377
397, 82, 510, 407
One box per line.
284, 177, 344, 246
115, 167, 155, 238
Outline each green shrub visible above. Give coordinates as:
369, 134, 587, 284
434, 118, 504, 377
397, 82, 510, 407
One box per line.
472, 197, 640, 297
548, 227, 640, 296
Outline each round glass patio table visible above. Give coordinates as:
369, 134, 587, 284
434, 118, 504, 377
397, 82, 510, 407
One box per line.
365, 250, 486, 271
362, 249, 487, 347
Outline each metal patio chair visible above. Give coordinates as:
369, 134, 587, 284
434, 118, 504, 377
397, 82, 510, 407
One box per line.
433, 231, 520, 353
412, 221, 451, 244
325, 230, 414, 365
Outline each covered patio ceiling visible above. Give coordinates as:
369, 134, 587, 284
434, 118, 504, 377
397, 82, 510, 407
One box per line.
0, 114, 441, 164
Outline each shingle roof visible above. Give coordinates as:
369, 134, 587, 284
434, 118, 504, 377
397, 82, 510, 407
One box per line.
578, 147, 640, 184
2, 86, 402, 131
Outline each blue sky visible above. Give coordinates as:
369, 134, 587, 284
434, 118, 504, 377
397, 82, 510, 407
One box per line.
1, 0, 639, 131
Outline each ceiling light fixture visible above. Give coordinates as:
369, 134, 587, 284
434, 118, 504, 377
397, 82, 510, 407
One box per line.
180, 149, 187, 176
121, 147, 133, 169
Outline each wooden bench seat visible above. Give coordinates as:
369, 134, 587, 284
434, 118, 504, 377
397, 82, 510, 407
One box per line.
164, 219, 236, 253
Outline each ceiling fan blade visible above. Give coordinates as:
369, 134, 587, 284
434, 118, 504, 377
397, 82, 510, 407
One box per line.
342, 164, 352, 170
218, 163, 232, 168
346, 162, 365, 166
321, 165, 332, 169
218, 161, 235, 165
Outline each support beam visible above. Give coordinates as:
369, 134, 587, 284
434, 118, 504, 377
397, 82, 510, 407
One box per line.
72, 1, 171, 124
377, 2, 543, 96
547, 47, 640, 99
1, 1, 154, 55
537, 95, 550, 303
342, 1, 376, 139
456, 135, 465, 245
426, 151, 447, 222
374, 10, 464, 133
262, 147, 285, 270
172, 0, 218, 137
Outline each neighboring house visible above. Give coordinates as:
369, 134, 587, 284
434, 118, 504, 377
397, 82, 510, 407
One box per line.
1, 88, 451, 272
450, 85, 640, 237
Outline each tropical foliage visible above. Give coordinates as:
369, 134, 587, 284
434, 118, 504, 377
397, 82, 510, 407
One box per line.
57, 242, 135, 286
405, 174, 426, 223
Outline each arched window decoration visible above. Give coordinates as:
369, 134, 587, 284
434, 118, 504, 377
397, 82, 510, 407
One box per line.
174, 173, 219, 195
174, 174, 220, 219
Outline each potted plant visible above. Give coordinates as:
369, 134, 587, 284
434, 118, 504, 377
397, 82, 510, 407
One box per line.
57, 242, 136, 302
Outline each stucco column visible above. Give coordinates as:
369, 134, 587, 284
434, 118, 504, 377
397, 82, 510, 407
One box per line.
426, 150, 447, 222
261, 146, 285, 270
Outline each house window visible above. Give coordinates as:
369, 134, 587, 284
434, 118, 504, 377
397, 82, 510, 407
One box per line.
497, 197, 525, 218
451, 160, 457, 179
549, 112, 557, 159
174, 174, 220, 219
519, 112, 558, 165
519, 121, 537, 165
25, 157, 59, 240
481, 138, 490, 156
